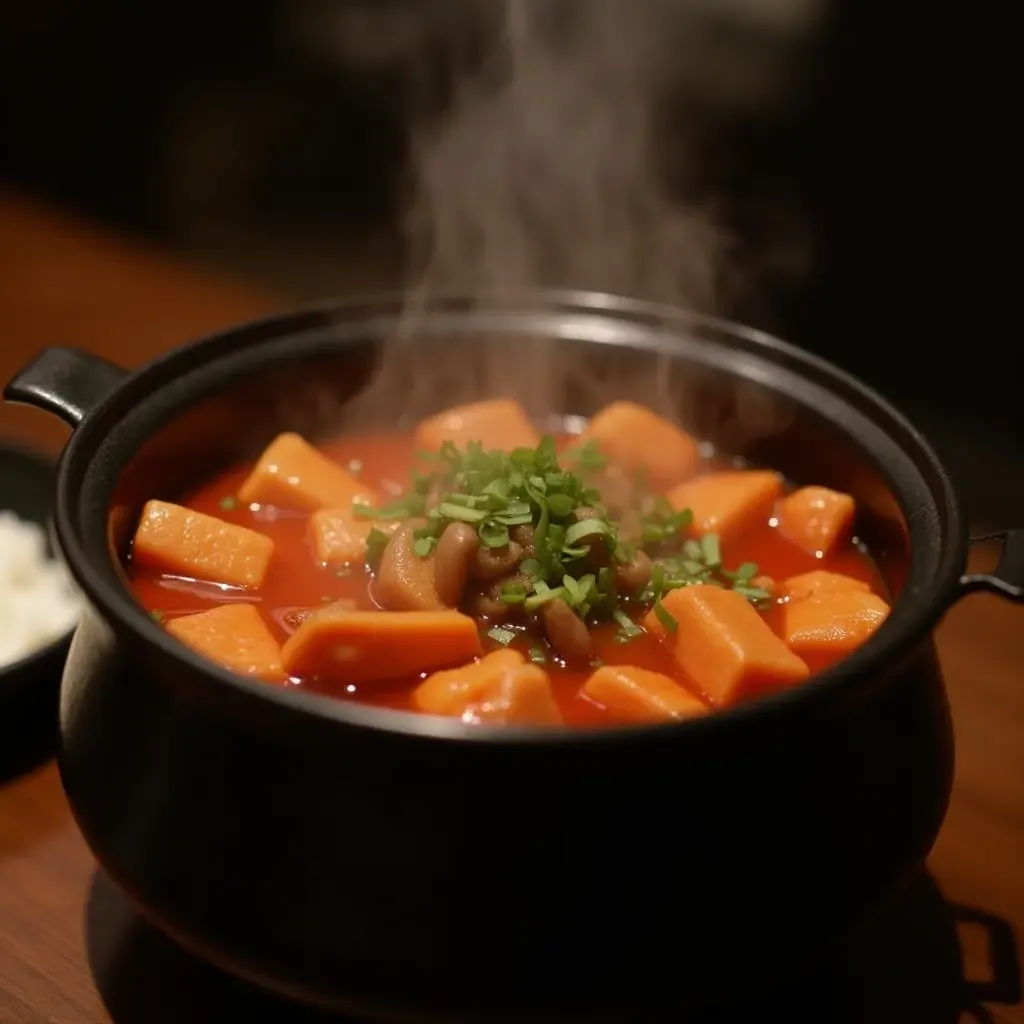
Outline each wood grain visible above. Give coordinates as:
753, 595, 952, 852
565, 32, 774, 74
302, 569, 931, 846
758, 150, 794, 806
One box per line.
0, 189, 1021, 1023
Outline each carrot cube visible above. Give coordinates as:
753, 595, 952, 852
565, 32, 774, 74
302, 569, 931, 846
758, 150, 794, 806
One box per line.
582, 664, 707, 723
133, 499, 274, 588
308, 508, 395, 566
238, 432, 377, 513
281, 607, 483, 685
415, 649, 561, 725
666, 470, 782, 542
782, 590, 890, 658
776, 486, 856, 556
781, 570, 870, 602
576, 401, 700, 489
166, 604, 285, 682
414, 399, 540, 453
467, 664, 562, 726
644, 585, 809, 706
413, 649, 524, 716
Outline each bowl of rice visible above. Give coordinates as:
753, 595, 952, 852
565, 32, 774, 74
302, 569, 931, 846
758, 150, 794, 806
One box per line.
0, 442, 81, 701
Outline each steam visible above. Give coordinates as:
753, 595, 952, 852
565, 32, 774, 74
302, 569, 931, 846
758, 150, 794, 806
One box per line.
404, 0, 723, 310
343, 0, 786, 447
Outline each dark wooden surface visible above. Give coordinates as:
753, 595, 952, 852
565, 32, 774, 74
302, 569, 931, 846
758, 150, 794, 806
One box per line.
0, 189, 1022, 1023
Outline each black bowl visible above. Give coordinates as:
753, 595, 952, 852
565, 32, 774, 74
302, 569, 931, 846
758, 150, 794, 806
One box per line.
0, 443, 74, 700
0, 442, 77, 778
4, 292, 1023, 1022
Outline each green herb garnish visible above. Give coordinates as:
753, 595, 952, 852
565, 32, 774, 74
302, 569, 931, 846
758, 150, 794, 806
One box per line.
218, 496, 237, 512
487, 626, 517, 645
653, 598, 678, 633
365, 527, 391, 569
361, 436, 771, 628
612, 607, 644, 642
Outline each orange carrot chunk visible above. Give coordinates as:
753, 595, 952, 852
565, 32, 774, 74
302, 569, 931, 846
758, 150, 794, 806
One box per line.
781, 570, 870, 602
166, 604, 285, 682
237, 432, 377, 513
308, 508, 396, 566
643, 585, 809, 706
133, 499, 274, 588
666, 471, 782, 542
414, 650, 561, 725
413, 649, 526, 716
775, 486, 856, 556
575, 401, 700, 489
782, 590, 890, 658
466, 664, 562, 726
582, 664, 708, 723
281, 607, 482, 685
414, 399, 540, 453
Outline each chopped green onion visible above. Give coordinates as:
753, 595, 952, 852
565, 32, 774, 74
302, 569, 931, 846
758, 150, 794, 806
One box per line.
721, 562, 756, 581
528, 646, 548, 664
433, 502, 488, 523
562, 574, 583, 605
365, 527, 391, 568
734, 585, 772, 602
494, 511, 534, 527
519, 558, 542, 578
650, 562, 665, 601
524, 586, 565, 612
546, 493, 575, 517
151, 609, 165, 623
218, 496, 237, 512
487, 626, 517, 645
413, 535, 437, 557
478, 522, 511, 548
612, 607, 643, 639
653, 598, 678, 633
564, 517, 614, 547
701, 534, 721, 567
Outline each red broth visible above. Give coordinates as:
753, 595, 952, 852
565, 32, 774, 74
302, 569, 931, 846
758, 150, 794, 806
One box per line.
127, 432, 885, 727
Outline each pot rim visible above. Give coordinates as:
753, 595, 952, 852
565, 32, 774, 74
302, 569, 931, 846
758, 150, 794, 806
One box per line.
51, 289, 968, 744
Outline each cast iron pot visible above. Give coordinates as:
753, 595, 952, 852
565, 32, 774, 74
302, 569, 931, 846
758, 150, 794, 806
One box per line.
6, 292, 1023, 1022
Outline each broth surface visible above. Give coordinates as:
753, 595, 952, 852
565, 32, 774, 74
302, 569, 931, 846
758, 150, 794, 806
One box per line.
128, 431, 884, 727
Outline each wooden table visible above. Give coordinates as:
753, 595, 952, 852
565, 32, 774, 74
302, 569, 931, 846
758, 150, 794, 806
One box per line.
0, 190, 1022, 1023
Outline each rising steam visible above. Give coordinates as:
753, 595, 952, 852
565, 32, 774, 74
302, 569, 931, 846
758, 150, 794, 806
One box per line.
342, 0, 785, 447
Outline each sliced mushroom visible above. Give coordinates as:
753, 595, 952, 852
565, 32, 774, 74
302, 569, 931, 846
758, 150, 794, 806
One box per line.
510, 524, 536, 560
375, 520, 444, 611
614, 550, 652, 595
473, 540, 523, 581
433, 522, 479, 606
470, 570, 531, 619
541, 598, 593, 666
572, 506, 612, 570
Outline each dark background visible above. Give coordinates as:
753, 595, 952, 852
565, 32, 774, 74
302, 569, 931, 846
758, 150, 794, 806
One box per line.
0, 0, 1016, 522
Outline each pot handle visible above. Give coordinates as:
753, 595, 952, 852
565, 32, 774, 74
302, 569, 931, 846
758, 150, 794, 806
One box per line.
4, 346, 130, 428
960, 531, 1024, 601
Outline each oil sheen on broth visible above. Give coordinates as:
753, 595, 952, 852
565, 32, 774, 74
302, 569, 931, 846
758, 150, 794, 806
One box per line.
126, 399, 889, 728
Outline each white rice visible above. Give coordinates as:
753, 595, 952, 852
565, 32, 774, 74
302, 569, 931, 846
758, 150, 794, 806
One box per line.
0, 510, 81, 667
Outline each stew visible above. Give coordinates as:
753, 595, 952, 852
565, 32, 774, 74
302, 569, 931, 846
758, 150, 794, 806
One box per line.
127, 398, 890, 727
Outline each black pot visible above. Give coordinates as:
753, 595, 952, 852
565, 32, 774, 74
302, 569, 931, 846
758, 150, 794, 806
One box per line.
6, 292, 1023, 1023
